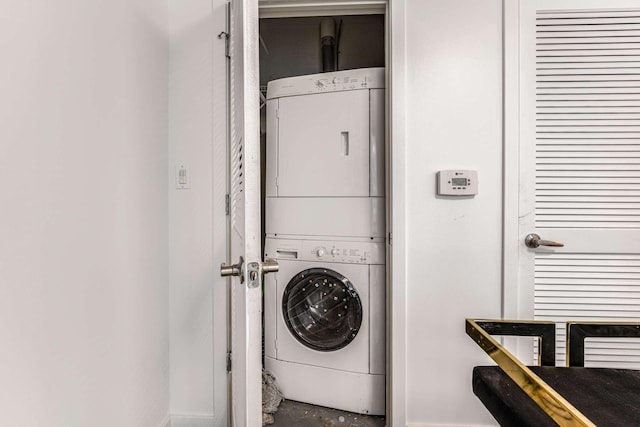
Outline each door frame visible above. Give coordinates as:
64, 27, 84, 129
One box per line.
212, 2, 231, 427
503, 0, 535, 327
212, 1, 407, 425
503, 0, 519, 321
503, 0, 540, 365
387, 1, 408, 426
503, 0, 539, 368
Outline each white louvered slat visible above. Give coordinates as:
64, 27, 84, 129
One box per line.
538, 11, 640, 19
537, 223, 640, 229
537, 198, 640, 205
538, 76, 640, 83
530, 6, 640, 369
538, 291, 640, 299
537, 140, 640, 145
537, 145, 640, 152
539, 50, 640, 58
539, 36, 640, 44
538, 65, 640, 72
537, 164, 640, 171
537, 253, 640, 260
538, 158, 640, 164
537, 63, 640, 70
537, 210, 640, 218
537, 190, 640, 195
539, 33, 640, 40
536, 277, 640, 287
539, 17, 640, 24
230, 1, 245, 239
538, 170, 640, 177
539, 66, 640, 74
538, 44, 640, 52
538, 150, 640, 157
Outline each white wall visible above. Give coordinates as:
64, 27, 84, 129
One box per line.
167, 0, 228, 425
404, 0, 503, 425
0, 1, 170, 426
169, 0, 505, 425
0, 0, 503, 424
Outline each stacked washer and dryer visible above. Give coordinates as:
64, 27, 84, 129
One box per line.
263, 67, 386, 415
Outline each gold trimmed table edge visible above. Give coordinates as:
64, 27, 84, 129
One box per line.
466, 319, 595, 427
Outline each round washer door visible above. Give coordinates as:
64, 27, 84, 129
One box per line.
282, 267, 363, 352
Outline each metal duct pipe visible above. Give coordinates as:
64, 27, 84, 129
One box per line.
320, 18, 336, 72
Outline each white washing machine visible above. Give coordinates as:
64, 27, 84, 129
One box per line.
265, 68, 385, 238
264, 237, 385, 415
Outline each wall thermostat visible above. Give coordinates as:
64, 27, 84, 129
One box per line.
437, 170, 478, 196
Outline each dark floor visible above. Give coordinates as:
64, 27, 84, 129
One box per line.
271, 400, 386, 427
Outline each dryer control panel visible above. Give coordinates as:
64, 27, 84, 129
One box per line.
265, 238, 385, 265
266, 67, 385, 100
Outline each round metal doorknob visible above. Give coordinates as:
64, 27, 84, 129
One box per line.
220, 256, 244, 279
262, 258, 279, 274
220, 264, 240, 277
525, 233, 564, 249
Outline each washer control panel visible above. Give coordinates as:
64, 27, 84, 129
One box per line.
314, 245, 371, 263
265, 238, 385, 265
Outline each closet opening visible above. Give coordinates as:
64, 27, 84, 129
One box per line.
258, 9, 389, 426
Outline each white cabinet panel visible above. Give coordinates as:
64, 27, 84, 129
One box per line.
277, 90, 370, 197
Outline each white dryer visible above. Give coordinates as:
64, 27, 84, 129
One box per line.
265, 68, 385, 239
264, 237, 385, 415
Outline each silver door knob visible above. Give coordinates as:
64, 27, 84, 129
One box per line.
246, 259, 279, 289
220, 256, 244, 281
525, 233, 564, 249
262, 258, 279, 274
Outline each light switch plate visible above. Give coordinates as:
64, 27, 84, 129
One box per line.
176, 164, 191, 189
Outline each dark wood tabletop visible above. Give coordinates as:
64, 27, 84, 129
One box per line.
473, 365, 640, 427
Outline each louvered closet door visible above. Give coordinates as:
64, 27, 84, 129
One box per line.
226, 0, 262, 425
520, 0, 640, 368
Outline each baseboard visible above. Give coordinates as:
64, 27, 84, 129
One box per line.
166, 414, 215, 427
408, 424, 496, 427
159, 414, 172, 427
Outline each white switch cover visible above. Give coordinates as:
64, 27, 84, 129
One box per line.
176, 164, 191, 189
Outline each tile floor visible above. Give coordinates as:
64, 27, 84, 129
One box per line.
270, 400, 385, 427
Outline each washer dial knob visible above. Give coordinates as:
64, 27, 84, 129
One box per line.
316, 248, 325, 257
331, 248, 339, 256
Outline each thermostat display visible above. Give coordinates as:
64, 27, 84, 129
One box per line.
437, 170, 478, 196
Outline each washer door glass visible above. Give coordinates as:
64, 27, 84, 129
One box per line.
282, 267, 362, 352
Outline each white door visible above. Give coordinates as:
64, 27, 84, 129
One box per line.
221, 0, 263, 426
515, 0, 640, 367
